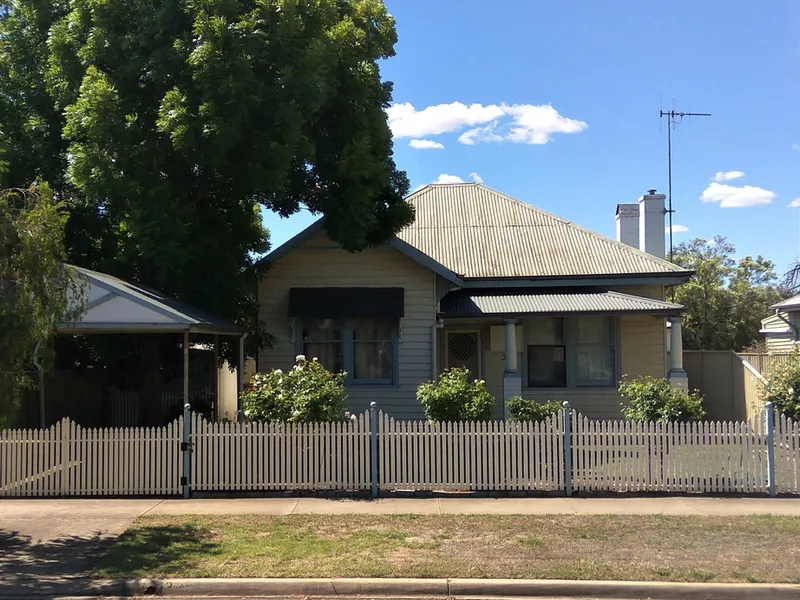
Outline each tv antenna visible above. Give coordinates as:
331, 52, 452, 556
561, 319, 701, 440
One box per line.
659, 103, 711, 261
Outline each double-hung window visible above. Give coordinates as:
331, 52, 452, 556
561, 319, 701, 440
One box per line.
526, 315, 617, 388
290, 287, 403, 386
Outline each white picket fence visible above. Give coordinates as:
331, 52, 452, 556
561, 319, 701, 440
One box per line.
378, 412, 564, 492
1, 409, 798, 497
191, 413, 371, 492
0, 418, 182, 497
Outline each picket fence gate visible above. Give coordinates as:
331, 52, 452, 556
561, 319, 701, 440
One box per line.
1, 402, 798, 498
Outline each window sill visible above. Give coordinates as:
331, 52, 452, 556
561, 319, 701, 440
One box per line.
524, 386, 618, 392
346, 380, 395, 387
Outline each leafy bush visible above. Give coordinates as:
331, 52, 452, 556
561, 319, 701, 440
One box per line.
240, 355, 347, 422
619, 376, 705, 422
761, 354, 800, 420
507, 397, 562, 422
417, 367, 495, 421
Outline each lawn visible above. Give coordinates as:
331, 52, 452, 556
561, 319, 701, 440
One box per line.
93, 514, 800, 583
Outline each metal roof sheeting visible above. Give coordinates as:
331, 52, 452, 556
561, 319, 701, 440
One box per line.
772, 294, 800, 311
396, 183, 689, 279
440, 290, 684, 317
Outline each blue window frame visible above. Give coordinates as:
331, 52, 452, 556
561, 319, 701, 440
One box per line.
297, 317, 398, 385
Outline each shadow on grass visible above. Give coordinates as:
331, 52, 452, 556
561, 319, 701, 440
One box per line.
93, 524, 217, 578
0, 525, 214, 596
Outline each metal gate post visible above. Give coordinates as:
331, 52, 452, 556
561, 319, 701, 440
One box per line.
370, 402, 379, 498
563, 401, 572, 497
182, 403, 192, 498
765, 402, 776, 497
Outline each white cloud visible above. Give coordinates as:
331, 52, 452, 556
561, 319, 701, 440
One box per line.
792, 144, 800, 150
409, 139, 444, 150
788, 198, 800, 208
387, 101, 587, 146
433, 174, 465, 184
700, 182, 775, 208
666, 224, 689, 234
713, 170, 745, 183
431, 172, 483, 185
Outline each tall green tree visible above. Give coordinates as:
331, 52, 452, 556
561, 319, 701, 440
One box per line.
672, 236, 786, 351
0, 0, 412, 345
0, 185, 84, 426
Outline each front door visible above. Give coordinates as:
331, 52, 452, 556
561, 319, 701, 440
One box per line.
446, 330, 481, 377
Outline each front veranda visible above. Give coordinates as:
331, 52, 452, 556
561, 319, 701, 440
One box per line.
435, 289, 687, 420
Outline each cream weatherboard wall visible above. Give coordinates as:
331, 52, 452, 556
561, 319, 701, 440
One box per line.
257, 232, 435, 419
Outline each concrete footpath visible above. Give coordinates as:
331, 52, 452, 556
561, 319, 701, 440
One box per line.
4, 495, 800, 519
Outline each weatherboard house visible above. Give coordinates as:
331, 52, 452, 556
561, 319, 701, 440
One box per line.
256, 184, 692, 420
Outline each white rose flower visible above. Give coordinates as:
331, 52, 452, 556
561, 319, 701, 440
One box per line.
296, 354, 306, 362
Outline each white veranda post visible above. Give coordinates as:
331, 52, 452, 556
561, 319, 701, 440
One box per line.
668, 316, 688, 389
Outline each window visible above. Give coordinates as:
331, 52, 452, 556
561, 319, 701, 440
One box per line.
527, 317, 566, 387
302, 318, 343, 373
353, 319, 394, 382
526, 316, 617, 388
300, 317, 397, 384
576, 316, 615, 386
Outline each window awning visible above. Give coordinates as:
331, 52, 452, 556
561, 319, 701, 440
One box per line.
439, 290, 683, 318
288, 287, 404, 319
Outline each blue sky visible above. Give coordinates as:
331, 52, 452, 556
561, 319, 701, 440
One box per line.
263, 0, 800, 275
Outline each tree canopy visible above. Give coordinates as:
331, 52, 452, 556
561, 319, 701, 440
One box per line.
0, 185, 83, 425
0, 0, 412, 347
672, 236, 786, 351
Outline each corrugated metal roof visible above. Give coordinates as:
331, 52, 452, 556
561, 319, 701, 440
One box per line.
772, 294, 800, 311
396, 183, 689, 279
440, 290, 683, 317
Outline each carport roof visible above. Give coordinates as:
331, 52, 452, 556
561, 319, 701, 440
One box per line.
59, 266, 244, 335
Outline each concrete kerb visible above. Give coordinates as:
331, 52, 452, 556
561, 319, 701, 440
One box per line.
7, 578, 800, 599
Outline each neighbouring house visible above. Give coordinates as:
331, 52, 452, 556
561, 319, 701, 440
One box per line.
257, 184, 693, 420
760, 294, 800, 354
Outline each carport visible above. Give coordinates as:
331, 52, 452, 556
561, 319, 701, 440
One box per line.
43, 266, 247, 426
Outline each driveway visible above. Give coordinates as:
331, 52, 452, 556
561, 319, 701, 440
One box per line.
0, 499, 160, 595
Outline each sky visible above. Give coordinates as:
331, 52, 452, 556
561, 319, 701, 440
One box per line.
262, 0, 800, 276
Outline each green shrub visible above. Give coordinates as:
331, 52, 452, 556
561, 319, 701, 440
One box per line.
506, 397, 562, 422
761, 354, 800, 420
417, 367, 495, 421
240, 355, 347, 422
619, 375, 705, 422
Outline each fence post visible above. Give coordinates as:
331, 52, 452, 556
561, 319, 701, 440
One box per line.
765, 401, 776, 497
562, 401, 572, 497
182, 403, 192, 498
370, 402, 379, 499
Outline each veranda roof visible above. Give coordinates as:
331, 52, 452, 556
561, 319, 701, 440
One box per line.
439, 290, 683, 318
